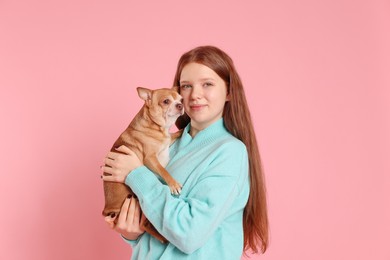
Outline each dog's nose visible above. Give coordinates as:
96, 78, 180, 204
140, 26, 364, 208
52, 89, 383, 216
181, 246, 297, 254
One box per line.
176, 103, 183, 110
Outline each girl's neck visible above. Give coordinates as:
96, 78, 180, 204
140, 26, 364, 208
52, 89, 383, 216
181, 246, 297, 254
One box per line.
189, 126, 200, 137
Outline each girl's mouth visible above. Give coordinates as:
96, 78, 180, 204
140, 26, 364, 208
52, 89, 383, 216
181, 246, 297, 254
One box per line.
190, 104, 206, 111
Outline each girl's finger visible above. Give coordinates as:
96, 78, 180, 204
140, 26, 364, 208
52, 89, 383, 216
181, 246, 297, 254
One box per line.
101, 174, 114, 182
133, 199, 141, 225
126, 197, 136, 225
115, 145, 133, 155
106, 151, 119, 160
117, 196, 131, 225
103, 157, 115, 167
101, 165, 113, 174
140, 213, 147, 231
104, 215, 115, 229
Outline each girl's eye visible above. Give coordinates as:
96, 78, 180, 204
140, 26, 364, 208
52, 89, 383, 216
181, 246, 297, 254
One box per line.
204, 82, 213, 87
180, 85, 192, 90
163, 99, 170, 105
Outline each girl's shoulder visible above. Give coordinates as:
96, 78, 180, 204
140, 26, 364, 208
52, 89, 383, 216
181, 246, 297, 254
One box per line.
216, 131, 247, 152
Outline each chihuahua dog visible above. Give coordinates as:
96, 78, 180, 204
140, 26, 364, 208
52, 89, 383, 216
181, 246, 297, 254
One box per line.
102, 86, 184, 243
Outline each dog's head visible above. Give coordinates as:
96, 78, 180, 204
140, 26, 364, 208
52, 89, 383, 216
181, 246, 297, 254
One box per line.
137, 86, 184, 128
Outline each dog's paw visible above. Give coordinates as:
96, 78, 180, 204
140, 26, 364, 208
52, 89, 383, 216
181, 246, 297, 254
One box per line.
169, 182, 182, 195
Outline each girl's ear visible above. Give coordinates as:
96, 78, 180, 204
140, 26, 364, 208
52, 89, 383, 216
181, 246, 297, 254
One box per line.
225, 83, 231, 101
226, 93, 231, 101
137, 87, 152, 101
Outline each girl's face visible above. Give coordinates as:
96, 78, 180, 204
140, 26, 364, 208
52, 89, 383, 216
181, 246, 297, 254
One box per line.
179, 62, 229, 133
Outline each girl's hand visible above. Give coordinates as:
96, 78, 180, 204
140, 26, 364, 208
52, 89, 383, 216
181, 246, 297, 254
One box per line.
101, 145, 143, 183
105, 196, 146, 240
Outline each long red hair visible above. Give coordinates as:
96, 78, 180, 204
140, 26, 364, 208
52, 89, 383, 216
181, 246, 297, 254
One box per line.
173, 46, 269, 253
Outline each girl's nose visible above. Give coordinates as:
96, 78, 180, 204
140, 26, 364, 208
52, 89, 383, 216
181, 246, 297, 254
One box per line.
190, 85, 202, 100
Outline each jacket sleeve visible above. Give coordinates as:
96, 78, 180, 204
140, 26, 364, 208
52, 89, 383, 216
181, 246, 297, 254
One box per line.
125, 141, 249, 254
121, 235, 139, 247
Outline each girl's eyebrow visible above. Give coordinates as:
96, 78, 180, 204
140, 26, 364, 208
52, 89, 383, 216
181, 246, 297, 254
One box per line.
180, 78, 215, 84
200, 77, 215, 81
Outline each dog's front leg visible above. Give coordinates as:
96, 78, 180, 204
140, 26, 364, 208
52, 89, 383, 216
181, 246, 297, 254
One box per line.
170, 129, 183, 144
144, 155, 182, 195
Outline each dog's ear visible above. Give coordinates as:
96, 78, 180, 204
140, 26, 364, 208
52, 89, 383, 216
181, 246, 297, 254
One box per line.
171, 86, 179, 93
137, 87, 152, 101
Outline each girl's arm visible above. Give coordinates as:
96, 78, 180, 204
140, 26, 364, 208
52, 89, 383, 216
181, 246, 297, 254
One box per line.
103, 143, 249, 254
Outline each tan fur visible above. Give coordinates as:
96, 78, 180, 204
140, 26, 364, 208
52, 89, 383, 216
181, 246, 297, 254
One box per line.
102, 86, 184, 243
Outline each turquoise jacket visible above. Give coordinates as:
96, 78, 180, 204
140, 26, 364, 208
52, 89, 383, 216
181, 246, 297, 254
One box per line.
124, 119, 250, 259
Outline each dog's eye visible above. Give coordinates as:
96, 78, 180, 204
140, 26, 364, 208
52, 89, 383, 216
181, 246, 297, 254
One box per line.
163, 99, 170, 105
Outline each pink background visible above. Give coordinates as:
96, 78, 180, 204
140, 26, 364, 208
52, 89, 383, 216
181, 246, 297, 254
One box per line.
1, 0, 389, 259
